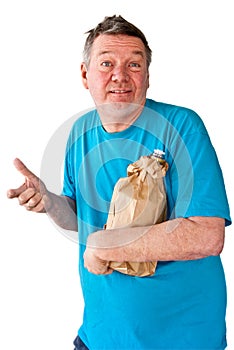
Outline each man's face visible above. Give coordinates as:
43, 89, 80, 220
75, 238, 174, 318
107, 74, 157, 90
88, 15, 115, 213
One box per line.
81, 34, 149, 109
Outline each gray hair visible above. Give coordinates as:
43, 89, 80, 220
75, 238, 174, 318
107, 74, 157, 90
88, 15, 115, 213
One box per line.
83, 15, 152, 68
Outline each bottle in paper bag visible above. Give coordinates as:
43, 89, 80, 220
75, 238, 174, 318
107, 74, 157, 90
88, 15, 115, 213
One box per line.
105, 150, 168, 277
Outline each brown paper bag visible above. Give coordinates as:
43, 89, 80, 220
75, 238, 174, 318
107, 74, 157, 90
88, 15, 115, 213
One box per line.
105, 151, 168, 277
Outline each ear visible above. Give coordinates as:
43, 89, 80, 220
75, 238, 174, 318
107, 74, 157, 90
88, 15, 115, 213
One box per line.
146, 72, 150, 89
81, 63, 89, 89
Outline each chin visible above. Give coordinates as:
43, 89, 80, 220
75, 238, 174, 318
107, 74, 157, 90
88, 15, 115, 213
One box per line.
97, 101, 143, 124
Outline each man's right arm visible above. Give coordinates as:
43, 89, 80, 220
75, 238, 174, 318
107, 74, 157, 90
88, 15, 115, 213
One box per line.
44, 192, 77, 231
7, 158, 77, 231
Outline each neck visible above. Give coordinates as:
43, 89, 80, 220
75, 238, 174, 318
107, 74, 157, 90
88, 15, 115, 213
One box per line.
97, 102, 145, 133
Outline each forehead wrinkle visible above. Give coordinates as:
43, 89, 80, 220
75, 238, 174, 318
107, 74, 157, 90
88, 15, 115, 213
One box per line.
90, 34, 148, 64
97, 50, 145, 58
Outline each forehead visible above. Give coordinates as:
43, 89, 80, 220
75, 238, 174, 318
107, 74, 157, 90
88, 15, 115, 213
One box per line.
91, 34, 146, 57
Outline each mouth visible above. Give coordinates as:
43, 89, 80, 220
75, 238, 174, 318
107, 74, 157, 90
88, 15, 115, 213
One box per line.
109, 89, 131, 94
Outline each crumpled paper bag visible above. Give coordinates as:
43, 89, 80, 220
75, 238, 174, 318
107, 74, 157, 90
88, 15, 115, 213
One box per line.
105, 151, 168, 277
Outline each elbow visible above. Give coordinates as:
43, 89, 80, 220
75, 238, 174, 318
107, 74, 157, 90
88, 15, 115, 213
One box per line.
213, 236, 225, 256
210, 241, 224, 256
196, 217, 226, 257
206, 228, 225, 257
188, 217, 225, 258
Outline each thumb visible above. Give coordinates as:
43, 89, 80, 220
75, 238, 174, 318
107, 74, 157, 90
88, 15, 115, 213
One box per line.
13, 158, 38, 183
7, 158, 46, 199
13, 158, 46, 193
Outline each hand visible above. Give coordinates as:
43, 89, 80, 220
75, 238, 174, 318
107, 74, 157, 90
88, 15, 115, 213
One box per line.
7, 158, 51, 213
83, 247, 113, 275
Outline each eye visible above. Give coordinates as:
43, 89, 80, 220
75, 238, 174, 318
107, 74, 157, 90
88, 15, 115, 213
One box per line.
129, 62, 141, 71
129, 62, 140, 68
101, 61, 112, 67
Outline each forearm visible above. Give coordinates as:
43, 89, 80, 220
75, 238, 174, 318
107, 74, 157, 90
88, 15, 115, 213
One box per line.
87, 217, 225, 262
44, 192, 77, 231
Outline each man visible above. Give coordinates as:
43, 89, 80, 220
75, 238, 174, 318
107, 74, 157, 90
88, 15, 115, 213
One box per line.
8, 15, 231, 350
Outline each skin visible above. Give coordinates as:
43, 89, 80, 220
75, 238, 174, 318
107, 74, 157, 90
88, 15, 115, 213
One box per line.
7, 158, 77, 231
84, 217, 225, 275
81, 34, 149, 132
7, 34, 225, 276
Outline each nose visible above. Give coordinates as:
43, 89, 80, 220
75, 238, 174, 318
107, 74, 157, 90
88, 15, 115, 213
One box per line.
111, 66, 130, 82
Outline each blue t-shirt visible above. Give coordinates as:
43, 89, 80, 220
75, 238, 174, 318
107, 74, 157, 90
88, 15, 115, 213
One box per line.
62, 99, 231, 350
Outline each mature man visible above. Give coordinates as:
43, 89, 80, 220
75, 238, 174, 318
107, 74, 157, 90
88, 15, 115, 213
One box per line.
8, 15, 231, 350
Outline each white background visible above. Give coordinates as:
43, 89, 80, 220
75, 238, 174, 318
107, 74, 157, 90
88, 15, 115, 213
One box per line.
1, 0, 233, 349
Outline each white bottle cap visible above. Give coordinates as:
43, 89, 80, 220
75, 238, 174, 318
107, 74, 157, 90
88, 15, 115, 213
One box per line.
153, 149, 165, 158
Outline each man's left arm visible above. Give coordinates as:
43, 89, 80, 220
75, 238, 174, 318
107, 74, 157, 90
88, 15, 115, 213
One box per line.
83, 216, 225, 275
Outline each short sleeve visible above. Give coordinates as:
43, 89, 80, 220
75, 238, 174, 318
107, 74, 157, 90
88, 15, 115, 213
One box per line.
167, 124, 231, 226
61, 136, 76, 200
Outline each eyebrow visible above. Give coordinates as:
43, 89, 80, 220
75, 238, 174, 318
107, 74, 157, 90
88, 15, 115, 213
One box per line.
98, 50, 145, 58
